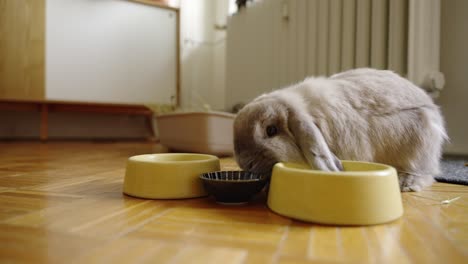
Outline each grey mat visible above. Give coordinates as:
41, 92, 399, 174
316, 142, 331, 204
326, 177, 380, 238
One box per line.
435, 156, 468, 185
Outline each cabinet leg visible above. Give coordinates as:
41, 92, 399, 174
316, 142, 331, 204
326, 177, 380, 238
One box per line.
145, 115, 157, 142
40, 104, 48, 141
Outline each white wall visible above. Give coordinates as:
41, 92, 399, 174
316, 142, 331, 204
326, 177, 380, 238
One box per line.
212, 0, 229, 110
179, 0, 229, 111
437, 0, 468, 155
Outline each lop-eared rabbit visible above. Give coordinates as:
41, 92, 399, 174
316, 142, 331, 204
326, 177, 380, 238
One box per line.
234, 68, 447, 191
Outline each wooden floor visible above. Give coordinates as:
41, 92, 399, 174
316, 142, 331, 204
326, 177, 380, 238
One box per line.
0, 142, 467, 264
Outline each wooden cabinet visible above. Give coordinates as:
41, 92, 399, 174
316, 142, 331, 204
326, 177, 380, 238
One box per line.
0, 0, 179, 141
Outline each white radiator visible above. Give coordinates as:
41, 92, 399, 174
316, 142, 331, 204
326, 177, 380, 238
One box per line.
226, 0, 444, 109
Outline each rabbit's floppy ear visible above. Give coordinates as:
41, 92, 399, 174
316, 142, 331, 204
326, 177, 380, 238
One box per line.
287, 107, 343, 171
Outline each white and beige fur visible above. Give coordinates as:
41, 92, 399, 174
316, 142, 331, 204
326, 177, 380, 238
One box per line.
233, 68, 447, 192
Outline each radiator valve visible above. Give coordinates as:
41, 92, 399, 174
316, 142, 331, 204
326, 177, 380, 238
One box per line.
425, 71, 445, 98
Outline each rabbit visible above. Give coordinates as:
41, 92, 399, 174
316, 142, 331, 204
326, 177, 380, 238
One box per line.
233, 68, 448, 192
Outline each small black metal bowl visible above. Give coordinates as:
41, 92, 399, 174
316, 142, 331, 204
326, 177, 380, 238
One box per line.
200, 171, 269, 204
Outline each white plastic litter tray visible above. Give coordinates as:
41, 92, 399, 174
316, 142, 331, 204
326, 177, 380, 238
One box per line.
155, 111, 236, 156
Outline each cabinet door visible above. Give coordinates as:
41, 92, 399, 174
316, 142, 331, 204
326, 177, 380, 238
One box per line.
46, 0, 177, 105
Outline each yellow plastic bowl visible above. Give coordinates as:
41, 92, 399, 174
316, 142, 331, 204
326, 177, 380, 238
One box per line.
123, 153, 220, 199
267, 161, 403, 225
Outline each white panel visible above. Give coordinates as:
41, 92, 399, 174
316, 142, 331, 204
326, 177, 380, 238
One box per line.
264, 0, 277, 91
408, 0, 443, 94
388, 0, 408, 75
260, 0, 276, 92
244, 1, 260, 96
371, 0, 388, 69
355, 0, 371, 68
271, 0, 281, 90
287, 0, 298, 84
296, 0, 307, 80
306, 0, 318, 76
212, 41, 226, 110
341, 0, 356, 71
328, 0, 342, 75
226, 6, 243, 108
317, 0, 329, 76
242, 4, 258, 99
46, 0, 177, 104
225, 0, 280, 108
438, 0, 468, 154
279, 0, 289, 86
228, 5, 256, 106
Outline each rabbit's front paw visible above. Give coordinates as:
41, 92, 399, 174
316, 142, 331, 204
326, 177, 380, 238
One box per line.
398, 172, 434, 192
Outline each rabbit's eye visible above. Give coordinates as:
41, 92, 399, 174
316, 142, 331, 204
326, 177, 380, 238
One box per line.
266, 125, 278, 137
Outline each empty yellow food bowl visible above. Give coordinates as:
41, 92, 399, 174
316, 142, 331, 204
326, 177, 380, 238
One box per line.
123, 153, 220, 199
267, 161, 403, 225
